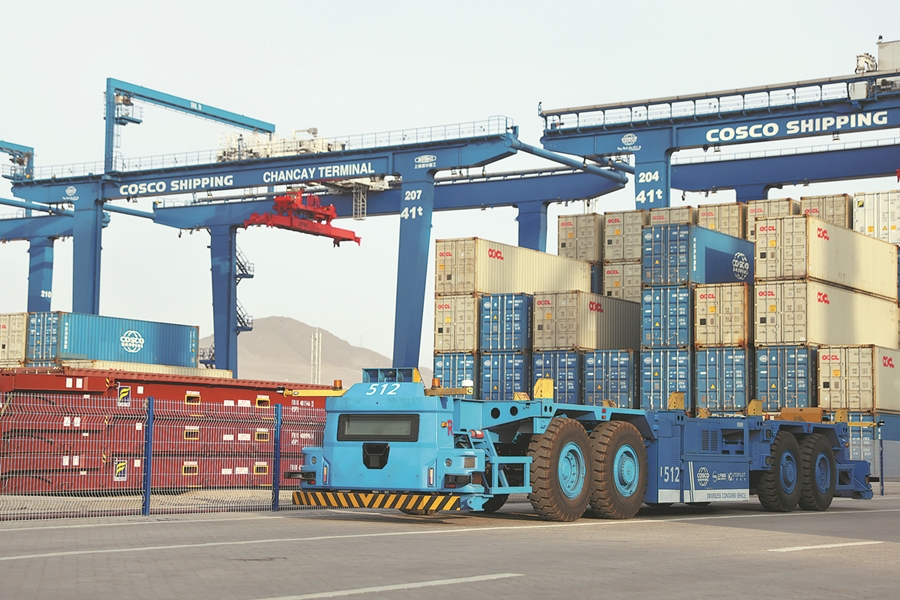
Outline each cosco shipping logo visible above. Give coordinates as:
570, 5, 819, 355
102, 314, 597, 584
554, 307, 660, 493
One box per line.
732, 252, 749, 281
120, 330, 145, 353
414, 154, 437, 169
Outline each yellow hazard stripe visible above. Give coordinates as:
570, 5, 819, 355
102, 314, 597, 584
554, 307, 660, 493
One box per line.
291, 491, 460, 511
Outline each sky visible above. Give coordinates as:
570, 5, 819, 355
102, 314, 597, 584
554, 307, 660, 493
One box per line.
1, 1, 898, 370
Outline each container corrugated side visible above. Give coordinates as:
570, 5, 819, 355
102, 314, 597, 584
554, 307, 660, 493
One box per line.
695, 348, 749, 413
648, 206, 696, 226
557, 214, 603, 262
433, 353, 478, 399
745, 198, 799, 241
641, 225, 753, 286
479, 294, 532, 352
755, 346, 815, 411
853, 190, 900, 244
696, 203, 746, 238
0, 313, 27, 365
641, 286, 691, 348
481, 352, 530, 401
27, 312, 199, 367
694, 283, 750, 347
58, 360, 234, 379
640, 349, 691, 410
755, 215, 897, 301
435, 238, 591, 296
583, 350, 635, 408
754, 281, 899, 348
603, 210, 647, 262
817, 345, 900, 414
434, 296, 478, 353
800, 194, 852, 229
601, 261, 642, 302
844, 412, 878, 477
533, 351, 582, 404
533, 292, 640, 352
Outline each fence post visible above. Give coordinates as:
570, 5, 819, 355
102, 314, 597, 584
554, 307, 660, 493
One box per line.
142, 396, 154, 516
272, 403, 282, 511
879, 428, 885, 497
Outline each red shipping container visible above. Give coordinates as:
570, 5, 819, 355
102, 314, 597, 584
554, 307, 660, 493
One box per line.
0, 414, 145, 456
151, 420, 275, 455
149, 456, 272, 490
0, 452, 142, 493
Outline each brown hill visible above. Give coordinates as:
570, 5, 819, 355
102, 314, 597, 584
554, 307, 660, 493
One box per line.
200, 316, 432, 385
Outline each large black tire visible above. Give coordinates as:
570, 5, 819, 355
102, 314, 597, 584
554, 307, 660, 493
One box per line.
528, 418, 592, 522
798, 434, 836, 511
758, 431, 801, 512
481, 494, 509, 514
589, 421, 648, 519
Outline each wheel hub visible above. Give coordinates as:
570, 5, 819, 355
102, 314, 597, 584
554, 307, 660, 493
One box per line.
814, 451, 832, 493
780, 451, 797, 493
614, 444, 640, 497
558, 441, 586, 499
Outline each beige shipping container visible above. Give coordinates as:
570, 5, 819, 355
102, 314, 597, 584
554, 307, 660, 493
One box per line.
603, 210, 648, 262
557, 214, 604, 262
853, 190, 900, 244
696, 203, 746, 239
818, 346, 900, 414
435, 238, 592, 296
755, 215, 898, 301
800, 194, 852, 229
601, 261, 642, 302
533, 291, 640, 352
433, 295, 478, 353
58, 361, 234, 379
745, 198, 800, 242
0, 313, 27, 365
648, 206, 696, 226
754, 280, 899, 348
694, 283, 751, 347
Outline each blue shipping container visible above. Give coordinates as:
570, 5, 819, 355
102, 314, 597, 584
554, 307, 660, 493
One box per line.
641, 224, 753, 286
481, 352, 530, 401
479, 294, 533, 352
26, 312, 198, 367
640, 349, 691, 410
755, 346, 816, 412
879, 413, 900, 441
583, 350, 635, 408
695, 348, 749, 413
533, 351, 582, 404
433, 353, 478, 399
591, 263, 602, 295
641, 286, 691, 348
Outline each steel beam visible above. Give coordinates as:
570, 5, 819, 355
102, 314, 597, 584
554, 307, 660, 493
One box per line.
209, 225, 240, 375
27, 238, 54, 312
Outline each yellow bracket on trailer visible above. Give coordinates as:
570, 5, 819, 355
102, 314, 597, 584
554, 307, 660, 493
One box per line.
292, 491, 461, 512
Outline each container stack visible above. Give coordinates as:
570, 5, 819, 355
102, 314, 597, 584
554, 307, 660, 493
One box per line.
745, 198, 800, 242
852, 190, 900, 243
601, 210, 648, 302
800, 194, 852, 228
480, 293, 533, 401
696, 203, 746, 239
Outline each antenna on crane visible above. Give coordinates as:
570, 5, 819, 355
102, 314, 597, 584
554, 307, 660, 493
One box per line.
311, 328, 322, 385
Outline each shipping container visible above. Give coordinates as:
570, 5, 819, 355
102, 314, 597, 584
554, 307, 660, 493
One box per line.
480, 352, 530, 401
0, 313, 27, 365
695, 348, 749, 413
800, 194, 852, 228
755, 215, 897, 301
694, 283, 751, 347
745, 198, 800, 242
0, 414, 144, 455
58, 361, 233, 379
641, 286, 692, 348
852, 190, 900, 244
434, 296, 479, 353
533, 351, 582, 404
479, 294, 532, 352
20, 312, 199, 367
817, 345, 900, 413
433, 352, 478, 399
583, 349, 635, 408
755, 346, 815, 411
640, 349, 691, 410
648, 206, 696, 225
696, 202, 746, 239
0, 453, 142, 494
601, 261, 642, 302
533, 292, 640, 352
754, 280, 899, 348
434, 238, 592, 296
603, 210, 647, 262
641, 225, 754, 286
591, 263, 602, 295
557, 214, 604, 261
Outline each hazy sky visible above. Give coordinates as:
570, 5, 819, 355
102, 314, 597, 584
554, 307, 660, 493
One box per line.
1, 1, 898, 369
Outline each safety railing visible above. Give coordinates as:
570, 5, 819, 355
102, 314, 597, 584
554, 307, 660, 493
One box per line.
671, 136, 900, 165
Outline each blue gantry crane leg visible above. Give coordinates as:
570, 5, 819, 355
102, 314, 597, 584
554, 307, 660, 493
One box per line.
26, 237, 54, 312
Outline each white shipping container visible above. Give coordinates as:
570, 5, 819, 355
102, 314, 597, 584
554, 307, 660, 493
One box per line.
557, 214, 604, 262
648, 206, 696, 226
755, 215, 898, 301
800, 194, 852, 229
601, 261, 642, 302
818, 346, 900, 414
433, 296, 479, 353
603, 210, 648, 262
533, 291, 640, 351
58, 361, 235, 379
696, 203, 746, 239
435, 238, 592, 296
745, 198, 800, 242
754, 280, 899, 348
853, 190, 900, 244
0, 313, 27, 365
694, 283, 751, 347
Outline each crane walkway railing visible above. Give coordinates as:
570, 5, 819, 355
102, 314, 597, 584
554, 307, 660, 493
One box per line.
671, 135, 900, 165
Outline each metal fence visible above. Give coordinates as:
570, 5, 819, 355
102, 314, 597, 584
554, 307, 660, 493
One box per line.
0, 392, 324, 520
